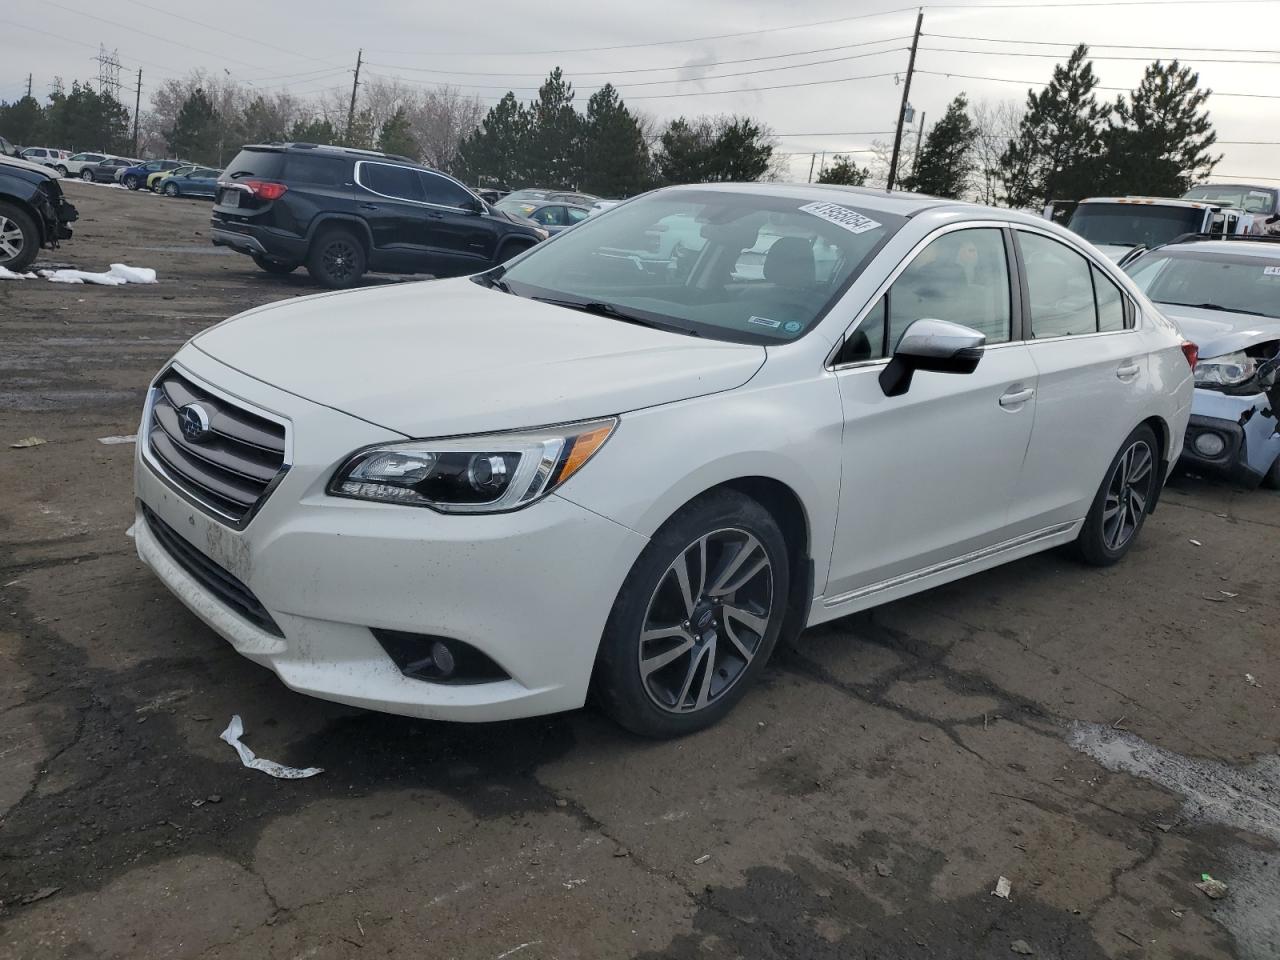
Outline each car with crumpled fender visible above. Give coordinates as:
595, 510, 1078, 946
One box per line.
1126, 236, 1280, 488
0, 153, 77, 272
133, 183, 1193, 738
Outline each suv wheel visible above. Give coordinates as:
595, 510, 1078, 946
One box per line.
80, 169, 94, 181
55, 165, 68, 177
1073, 424, 1159, 566
0, 202, 39, 273
593, 490, 789, 737
307, 228, 366, 288
252, 254, 299, 275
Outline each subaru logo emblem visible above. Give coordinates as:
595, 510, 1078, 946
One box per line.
178, 403, 212, 443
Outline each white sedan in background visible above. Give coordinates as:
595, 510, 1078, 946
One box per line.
133, 184, 1193, 737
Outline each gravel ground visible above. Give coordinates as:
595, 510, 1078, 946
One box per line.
1, 180, 1278, 960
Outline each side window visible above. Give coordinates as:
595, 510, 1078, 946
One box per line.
421, 172, 475, 208
1019, 232, 1097, 338
887, 228, 1012, 350
566, 207, 589, 223
1092, 264, 1127, 332
360, 162, 424, 202
286, 155, 345, 186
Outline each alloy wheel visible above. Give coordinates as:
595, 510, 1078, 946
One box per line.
80, 170, 93, 181
1102, 439, 1153, 551
322, 240, 357, 283
0, 215, 25, 264
638, 527, 773, 714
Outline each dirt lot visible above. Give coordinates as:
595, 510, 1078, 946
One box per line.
1, 181, 1278, 960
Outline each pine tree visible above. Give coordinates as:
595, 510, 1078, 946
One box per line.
817, 154, 869, 186
378, 107, 419, 159
656, 115, 773, 184
580, 84, 649, 196
0, 95, 45, 146
525, 68, 582, 188
453, 92, 532, 188
240, 96, 286, 145
288, 117, 338, 145
903, 94, 977, 199
1000, 45, 1111, 208
44, 82, 130, 153
1105, 61, 1219, 197
165, 88, 221, 165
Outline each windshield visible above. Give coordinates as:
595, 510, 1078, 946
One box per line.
1183, 185, 1277, 215
494, 189, 904, 344
1068, 204, 1205, 249
495, 198, 537, 219
1125, 250, 1280, 319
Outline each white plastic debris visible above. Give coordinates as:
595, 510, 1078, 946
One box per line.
0, 266, 36, 280
693, 854, 712, 865
993, 876, 1012, 900
10, 436, 47, 448
39, 263, 158, 285
125, 522, 136, 539
219, 714, 323, 779
1245, 673, 1261, 687
97, 434, 137, 445
1189, 539, 1203, 547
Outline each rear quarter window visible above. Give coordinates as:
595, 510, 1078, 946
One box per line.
285, 155, 347, 186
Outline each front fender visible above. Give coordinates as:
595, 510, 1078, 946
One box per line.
554, 371, 843, 601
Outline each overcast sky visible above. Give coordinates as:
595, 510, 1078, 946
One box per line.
5, 0, 1278, 184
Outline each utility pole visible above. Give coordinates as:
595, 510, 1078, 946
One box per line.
132, 69, 142, 156
26, 74, 33, 98
887, 8, 923, 192
808, 153, 816, 183
911, 111, 926, 181
346, 49, 363, 145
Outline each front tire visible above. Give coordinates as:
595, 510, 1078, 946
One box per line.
1262, 453, 1280, 491
0, 201, 40, 273
55, 165, 68, 177
251, 254, 299, 275
124, 175, 140, 190
306, 228, 366, 288
163, 182, 179, 197
593, 490, 790, 738
1073, 424, 1160, 566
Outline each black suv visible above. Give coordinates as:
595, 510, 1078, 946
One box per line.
210, 143, 547, 288
0, 155, 77, 272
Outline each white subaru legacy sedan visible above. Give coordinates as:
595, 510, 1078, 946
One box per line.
134, 184, 1193, 737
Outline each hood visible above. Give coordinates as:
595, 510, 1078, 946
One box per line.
1157, 304, 1280, 358
0, 155, 56, 180
193, 278, 766, 437
1093, 243, 1135, 263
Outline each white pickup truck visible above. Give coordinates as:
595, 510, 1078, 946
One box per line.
1064, 197, 1246, 265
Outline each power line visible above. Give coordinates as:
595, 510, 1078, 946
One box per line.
365, 35, 913, 79
364, 5, 923, 57
921, 45, 1280, 65
916, 68, 1280, 98
924, 32, 1280, 55
775, 131, 898, 137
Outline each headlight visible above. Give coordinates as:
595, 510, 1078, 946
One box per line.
1194, 351, 1257, 388
329, 418, 616, 513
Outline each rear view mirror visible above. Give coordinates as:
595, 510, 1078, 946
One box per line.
879, 318, 986, 397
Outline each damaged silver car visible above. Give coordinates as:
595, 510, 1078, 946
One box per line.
1126, 237, 1280, 488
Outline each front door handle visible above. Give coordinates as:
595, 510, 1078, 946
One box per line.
359, 202, 379, 210
1116, 362, 1141, 380
999, 387, 1036, 408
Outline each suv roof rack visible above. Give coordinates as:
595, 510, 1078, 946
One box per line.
245, 142, 414, 164
1167, 232, 1280, 246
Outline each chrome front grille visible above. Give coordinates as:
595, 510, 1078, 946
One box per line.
145, 368, 288, 527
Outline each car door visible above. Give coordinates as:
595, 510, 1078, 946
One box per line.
825, 225, 1040, 600
192, 168, 219, 196
1005, 227, 1147, 533
418, 170, 497, 273
354, 161, 437, 271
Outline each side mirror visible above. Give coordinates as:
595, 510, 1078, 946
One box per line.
461, 196, 484, 215
879, 318, 986, 397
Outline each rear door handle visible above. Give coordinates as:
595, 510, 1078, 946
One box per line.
999, 387, 1036, 408
1116, 362, 1141, 380
359, 202, 379, 210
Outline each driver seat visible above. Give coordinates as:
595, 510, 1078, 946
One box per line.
763, 237, 815, 287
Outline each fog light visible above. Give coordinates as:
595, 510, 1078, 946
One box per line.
1193, 432, 1226, 457
371, 629, 510, 684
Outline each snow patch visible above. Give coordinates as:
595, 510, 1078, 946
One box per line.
39, 264, 158, 285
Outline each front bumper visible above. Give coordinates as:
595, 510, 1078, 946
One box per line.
1179, 388, 1280, 486
134, 351, 648, 721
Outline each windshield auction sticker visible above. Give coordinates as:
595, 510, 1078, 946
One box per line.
798, 201, 882, 235
1264, 266, 1280, 277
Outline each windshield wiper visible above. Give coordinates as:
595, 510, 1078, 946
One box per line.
1161, 301, 1271, 318
472, 266, 511, 293
531, 296, 681, 333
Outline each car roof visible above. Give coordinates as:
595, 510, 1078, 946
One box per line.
1078, 196, 1217, 209
243, 142, 415, 163
1187, 182, 1277, 193
1155, 239, 1280, 260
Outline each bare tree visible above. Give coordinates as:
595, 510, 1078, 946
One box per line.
406, 85, 485, 170
866, 137, 916, 189
970, 98, 1026, 205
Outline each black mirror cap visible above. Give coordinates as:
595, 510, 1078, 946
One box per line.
879, 318, 986, 397
462, 196, 484, 214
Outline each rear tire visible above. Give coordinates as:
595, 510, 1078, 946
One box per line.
306, 228, 366, 288
54, 165, 68, 177
80, 169, 94, 181
0, 201, 40, 273
1073, 424, 1160, 566
593, 490, 790, 738
251, 254, 299, 275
